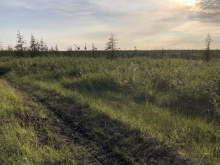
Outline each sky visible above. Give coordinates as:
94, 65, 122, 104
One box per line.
0, 0, 219, 50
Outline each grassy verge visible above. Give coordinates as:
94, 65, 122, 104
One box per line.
1, 55, 220, 164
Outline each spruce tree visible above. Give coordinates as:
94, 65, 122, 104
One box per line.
0, 40, 2, 50
204, 33, 213, 62
6, 45, 13, 51
36, 40, 40, 51
30, 34, 39, 57
55, 44, 59, 51
105, 32, 118, 59
15, 31, 26, 57
40, 38, 48, 52
92, 43, 97, 58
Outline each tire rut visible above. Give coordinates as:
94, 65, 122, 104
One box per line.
7, 80, 197, 165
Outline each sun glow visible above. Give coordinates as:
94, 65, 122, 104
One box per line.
171, 0, 197, 6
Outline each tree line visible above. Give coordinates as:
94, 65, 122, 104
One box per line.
15, 31, 60, 57
0, 31, 218, 62
0, 31, 59, 57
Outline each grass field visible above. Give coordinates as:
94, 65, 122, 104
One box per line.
0, 78, 80, 165
0, 54, 219, 164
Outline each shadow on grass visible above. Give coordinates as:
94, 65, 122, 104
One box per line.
30, 88, 194, 165
62, 75, 129, 93
0, 67, 11, 76
62, 76, 218, 121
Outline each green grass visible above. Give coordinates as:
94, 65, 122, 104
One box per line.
0, 78, 100, 165
1, 55, 220, 164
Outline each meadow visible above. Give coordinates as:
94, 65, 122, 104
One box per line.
0, 51, 220, 164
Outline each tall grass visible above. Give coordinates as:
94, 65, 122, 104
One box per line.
1, 55, 220, 164
0, 78, 89, 165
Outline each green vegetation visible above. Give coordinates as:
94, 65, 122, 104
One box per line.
0, 78, 102, 165
204, 33, 213, 62
0, 55, 220, 164
15, 31, 26, 57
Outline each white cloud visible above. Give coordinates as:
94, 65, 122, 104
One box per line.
170, 0, 197, 6
171, 21, 220, 34
0, 0, 220, 50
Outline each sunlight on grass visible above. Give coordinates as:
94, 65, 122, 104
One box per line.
1, 55, 220, 164
0, 79, 78, 165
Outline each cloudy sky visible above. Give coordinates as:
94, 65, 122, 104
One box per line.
0, 0, 219, 50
